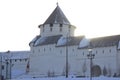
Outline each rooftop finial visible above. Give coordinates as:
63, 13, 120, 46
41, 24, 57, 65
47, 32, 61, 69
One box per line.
56, 2, 59, 6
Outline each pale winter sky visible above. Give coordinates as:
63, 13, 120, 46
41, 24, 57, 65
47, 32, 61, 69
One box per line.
0, 0, 120, 51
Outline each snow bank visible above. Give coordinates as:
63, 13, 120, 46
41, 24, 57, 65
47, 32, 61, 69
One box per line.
11, 77, 120, 80
12, 69, 26, 78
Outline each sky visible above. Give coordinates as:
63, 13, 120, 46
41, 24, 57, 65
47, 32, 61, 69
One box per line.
0, 0, 120, 51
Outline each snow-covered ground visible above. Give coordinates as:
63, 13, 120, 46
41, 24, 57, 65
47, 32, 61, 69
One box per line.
11, 77, 120, 80
11, 70, 120, 80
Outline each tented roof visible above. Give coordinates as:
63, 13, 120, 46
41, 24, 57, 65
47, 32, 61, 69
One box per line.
44, 5, 70, 25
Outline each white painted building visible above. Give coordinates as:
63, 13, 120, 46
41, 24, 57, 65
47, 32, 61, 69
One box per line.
29, 5, 120, 77
0, 51, 30, 80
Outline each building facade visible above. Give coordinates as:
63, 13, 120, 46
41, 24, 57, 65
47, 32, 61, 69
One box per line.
29, 5, 120, 77
0, 51, 30, 80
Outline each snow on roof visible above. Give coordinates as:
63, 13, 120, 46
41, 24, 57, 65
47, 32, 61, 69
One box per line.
29, 36, 40, 46
79, 37, 90, 48
0, 51, 30, 60
31, 35, 62, 46
34, 37, 47, 46
56, 36, 67, 46
57, 36, 84, 47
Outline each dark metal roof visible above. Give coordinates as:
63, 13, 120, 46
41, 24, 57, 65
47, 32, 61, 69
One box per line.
90, 35, 120, 47
32, 35, 62, 46
68, 36, 85, 46
56, 36, 85, 47
30, 35, 84, 47
44, 5, 70, 25
30, 34, 120, 48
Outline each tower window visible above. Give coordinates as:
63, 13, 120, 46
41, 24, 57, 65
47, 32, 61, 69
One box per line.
83, 52, 84, 56
43, 26, 45, 32
50, 24, 53, 27
33, 50, 35, 53
60, 24, 63, 32
60, 50, 62, 54
68, 25, 71, 32
60, 27, 62, 32
15, 59, 17, 62
96, 51, 98, 54
60, 24, 62, 27
50, 48, 51, 51
50, 27, 52, 31
2, 65, 4, 70
103, 50, 104, 54
44, 48, 45, 52
109, 49, 111, 53
39, 49, 40, 52
50, 24, 53, 32
72, 49, 74, 52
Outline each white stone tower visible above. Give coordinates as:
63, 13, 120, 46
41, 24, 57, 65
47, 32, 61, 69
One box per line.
38, 5, 76, 37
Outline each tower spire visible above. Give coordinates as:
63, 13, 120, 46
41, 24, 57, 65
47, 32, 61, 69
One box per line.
56, 2, 59, 6
44, 3, 70, 25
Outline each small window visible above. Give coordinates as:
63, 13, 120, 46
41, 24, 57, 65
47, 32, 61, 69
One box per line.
2, 65, 4, 70
109, 49, 111, 53
60, 50, 62, 54
72, 49, 74, 52
69, 25, 71, 32
50, 48, 51, 51
39, 49, 40, 52
50, 24, 53, 27
50, 24, 53, 32
96, 51, 98, 54
103, 50, 104, 53
60, 26, 62, 32
33, 50, 35, 53
50, 27, 52, 31
20, 59, 22, 61
83, 52, 84, 55
44, 48, 45, 52
60, 24, 63, 27
25, 59, 27, 62
15, 59, 17, 62
69, 25, 71, 28
43, 26, 45, 32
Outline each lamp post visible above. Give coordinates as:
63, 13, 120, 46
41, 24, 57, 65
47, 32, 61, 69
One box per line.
6, 60, 9, 79
87, 49, 95, 80
66, 34, 69, 78
0, 55, 2, 80
5, 51, 12, 80
10, 59, 12, 79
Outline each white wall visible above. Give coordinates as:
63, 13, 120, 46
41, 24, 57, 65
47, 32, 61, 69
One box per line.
40, 24, 75, 37
30, 44, 119, 77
